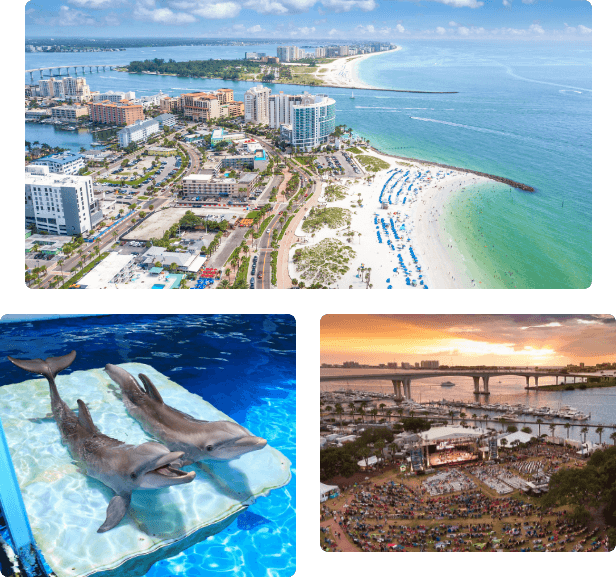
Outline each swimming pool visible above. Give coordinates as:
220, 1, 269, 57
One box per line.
0, 314, 296, 577
152, 284, 165, 289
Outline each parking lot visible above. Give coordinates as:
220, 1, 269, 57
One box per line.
315, 152, 362, 178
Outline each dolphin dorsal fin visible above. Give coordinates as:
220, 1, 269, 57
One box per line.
138, 374, 164, 404
77, 399, 98, 433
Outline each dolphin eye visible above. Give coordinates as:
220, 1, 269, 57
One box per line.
206, 445, 213, 452
130, 472, 137, 480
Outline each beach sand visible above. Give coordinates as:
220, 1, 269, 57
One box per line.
315, 47, 402, 90
288, 148, 493, 289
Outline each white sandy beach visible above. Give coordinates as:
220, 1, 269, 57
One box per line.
289, 148, 493, 289
315, 46, 402, 90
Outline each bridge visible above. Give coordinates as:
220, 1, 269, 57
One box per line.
25, 65, 119, 83
320, 369, 589, 399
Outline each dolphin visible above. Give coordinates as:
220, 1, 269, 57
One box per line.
104, 364, 267, 466
8, 351, 196, 533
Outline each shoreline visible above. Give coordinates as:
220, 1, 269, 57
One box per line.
288, 148, 494, 289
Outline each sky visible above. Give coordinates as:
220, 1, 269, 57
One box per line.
320, 315, 616, 366
24, 0, 592, 41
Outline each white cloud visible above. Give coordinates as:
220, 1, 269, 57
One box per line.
191, 2, 242, 18
429, 0, 483, 7
449, 21, 459, 27
320, 0, 377, 12
355, 24, 376, 34
243, 0, 290, 14
247, 24, 264, 32
396, 23, 405, 33
578, 24, 591, 35
502, 0, 511, 6
66, 0, 123, 8
522, 0, 535, 4
134, 1, 197, 24
43, 5, 98, 26
328, 28, 340, 36
458, 26, 470, 35
297, 26, 316, 34
529, 23, 544, 34
104, 12, 122, 25
436, 26, 447, 35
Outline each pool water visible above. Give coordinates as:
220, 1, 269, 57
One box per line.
152, 284, 165, 289
0, 314, 296, 577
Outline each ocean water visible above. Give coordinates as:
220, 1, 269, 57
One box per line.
0, 314, 296, 577
354, 42, 591, 289
321, 370, 615, 446
25, 40, 591, 288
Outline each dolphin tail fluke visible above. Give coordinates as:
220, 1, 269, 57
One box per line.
138, 374, 164, 404
97, 493, 131, 533
8, 351, 76, 404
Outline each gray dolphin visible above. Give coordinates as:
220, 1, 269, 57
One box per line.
105, 364, 267, 466
8, 351, 196, 533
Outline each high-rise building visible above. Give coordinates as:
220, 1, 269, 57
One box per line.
215, 88, 234, 104
268, 91, 303, 129
180, 92, 221, 121
61, 77, 91, 102
87, 100, 145, 126
315, 47, 327, 58
420, 360, 440, 369
25, 166, 102, 236
277, 46, 297, 62
281, 92, 336, 151
93, 90, 136, 103
244, 85, 271, 124
339, 46, 349, 56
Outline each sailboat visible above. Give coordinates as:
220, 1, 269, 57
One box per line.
351, 91, 355, 99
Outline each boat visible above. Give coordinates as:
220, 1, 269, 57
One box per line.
351, 91, 355, 99
441, 381, 456, 388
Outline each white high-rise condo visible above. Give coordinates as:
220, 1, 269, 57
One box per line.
244, 85, 271, 125
25, 166, 103, 236
281, 93, 336, 151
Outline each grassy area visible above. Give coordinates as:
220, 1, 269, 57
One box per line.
318, 68, 326, 74
254, 215, 275, 238
539, 379, 616, 392
345, 147, 365, 154
302, 207, 351, 233
60, 253, 108, 289
302, 67, 317, 73
355, 155, 391, 172
323, 184, 347, 202
292, 238, 356, 286
270, 250, 278, 287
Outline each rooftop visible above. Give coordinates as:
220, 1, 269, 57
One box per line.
33, 152, 83, 165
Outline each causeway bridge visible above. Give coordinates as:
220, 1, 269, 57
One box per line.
25, 65, 119, 83
320, 370, 589, 398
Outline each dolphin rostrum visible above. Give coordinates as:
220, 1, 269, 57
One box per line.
105, 364, 267, 466
8, 351, 196, 533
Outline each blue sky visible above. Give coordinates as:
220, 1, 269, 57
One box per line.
24, 0, 592, 41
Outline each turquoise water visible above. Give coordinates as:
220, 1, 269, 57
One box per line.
152, 284, 165, 289
354, 42, 591, 289
25, 41, 591, 288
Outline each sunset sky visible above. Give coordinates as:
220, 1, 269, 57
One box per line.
321, 315, 616, 366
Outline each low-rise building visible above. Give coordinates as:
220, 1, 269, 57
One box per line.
50, 104, 89, 122
117, 118, 160, 148
182, 172, 259, 200
154, 113, 176, 128
25, 109, 48, 121
25, 234, 73, 256
93, 90, 136, 103
31, 152, 85, 175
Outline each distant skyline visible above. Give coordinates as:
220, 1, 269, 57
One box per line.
321, 315, 616, 366
25, 0, 592, 41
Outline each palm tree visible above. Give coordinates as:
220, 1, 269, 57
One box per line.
385, 409, 393, 423
610, 431, 616, 446
536, 418, 544, 437
472, 413, 478, 427
448, 410, 455, 425
370, 408, 378, 423
334, 403, 343, 427
580, 426, 589, 444
549, 423, 556, 438
358, 406, 366, 423
596, 426, 604, 445
564, 422, 571, 439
